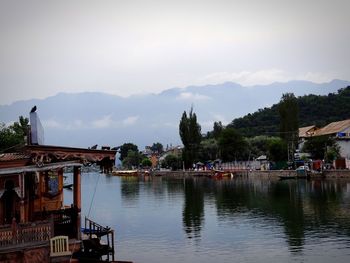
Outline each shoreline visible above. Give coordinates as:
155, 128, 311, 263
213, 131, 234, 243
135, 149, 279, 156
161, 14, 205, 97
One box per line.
144, 169, 350, 179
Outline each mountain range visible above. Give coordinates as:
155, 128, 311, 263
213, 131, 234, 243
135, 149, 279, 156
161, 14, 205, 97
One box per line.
1, 79, 349, 149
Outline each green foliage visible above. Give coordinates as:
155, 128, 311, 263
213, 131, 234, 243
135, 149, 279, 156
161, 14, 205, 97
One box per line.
122, 150, 142, 168
279, 93, 299, 140
141, 158, 152, 167
162, 154, 182, 170
213, 121, 223, 139
227, 86, 350, 137
179, 107, 201, 168
12, 116, 29, 137
325, 145, 340, 163
150, 142, 164, 153
246, 136, 272, 159
279, 93, 299, 161
302, 136, 339, 161
228, 106, 279, 137
0, 116, 29, 152
198, 138, 219, 161
119, 143, 139, 161
267, 137, 288, 162
218, 128, 247, 161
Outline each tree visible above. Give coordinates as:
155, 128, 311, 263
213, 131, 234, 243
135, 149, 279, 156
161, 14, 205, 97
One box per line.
119, 143, 139, 161
122, 150, 142, 169
0, 116, 29, 152
212, 121, 223, 139
278, 93, 299, 161
267, 137, 288, 162
12, 116, 29, 137
150, 142, 164, 154
218, 128, 247, 161
302, 136, 339, 161
179, 107, 201, 168
141, 158, 152, 167
161, 154, 182, 170
198, 138, 219, 161
246, 136, 271, 159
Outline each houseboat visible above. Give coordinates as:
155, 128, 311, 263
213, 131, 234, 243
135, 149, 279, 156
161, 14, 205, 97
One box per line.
0, 111, 118, 262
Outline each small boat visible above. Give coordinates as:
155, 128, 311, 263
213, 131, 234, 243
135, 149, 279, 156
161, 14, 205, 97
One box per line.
112, 170, 138, 176
279, 175, 296, 180
213, 170, 233, 179
279, 166, 310, 180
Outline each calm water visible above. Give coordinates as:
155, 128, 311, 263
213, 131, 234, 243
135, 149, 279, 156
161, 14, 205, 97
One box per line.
64, 173, 350, 263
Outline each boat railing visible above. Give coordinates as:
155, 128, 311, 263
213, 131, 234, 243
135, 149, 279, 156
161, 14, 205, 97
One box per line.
0, 219, 53, 250
33, 206, 80, 238
83, 217, 115, 261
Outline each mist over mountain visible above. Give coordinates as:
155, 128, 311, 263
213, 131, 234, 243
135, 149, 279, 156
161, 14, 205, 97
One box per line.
1, 79, 349, 149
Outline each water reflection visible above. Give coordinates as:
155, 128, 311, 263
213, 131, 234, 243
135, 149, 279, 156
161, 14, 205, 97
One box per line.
183, 178, 205, 240
114, 175, 350, 262
120, 177, 140, 205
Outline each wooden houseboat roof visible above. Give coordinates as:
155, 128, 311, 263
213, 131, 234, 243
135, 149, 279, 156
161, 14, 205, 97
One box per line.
0, 144, 117, 174
24, 144, 117, 162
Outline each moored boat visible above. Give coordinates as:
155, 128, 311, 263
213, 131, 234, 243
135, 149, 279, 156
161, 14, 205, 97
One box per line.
112, 170, 138, 176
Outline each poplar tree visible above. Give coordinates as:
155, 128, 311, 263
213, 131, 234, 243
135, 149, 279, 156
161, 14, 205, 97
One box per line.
278, 93, 299, 162
179, 107, 201, 169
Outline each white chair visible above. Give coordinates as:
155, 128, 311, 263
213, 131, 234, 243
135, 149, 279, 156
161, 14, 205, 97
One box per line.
50, 235, 72, 258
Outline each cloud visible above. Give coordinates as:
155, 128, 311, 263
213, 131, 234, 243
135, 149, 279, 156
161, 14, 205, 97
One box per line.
200, 113, 230, 131
176, 92, 210, 101
122, 116, 139, 126
42, 115, 138, 130
197, 69, 336, 86
92, 115, 114, 129
43, 119, 62, 128
43, 119, 85, 130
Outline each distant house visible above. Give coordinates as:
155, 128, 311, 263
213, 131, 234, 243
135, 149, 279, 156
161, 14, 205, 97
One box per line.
158, 145, 183, 164
299, 119, 350, 168
150, 154, 158, 168
314, 119, 350, 161
298, 125, 319, 150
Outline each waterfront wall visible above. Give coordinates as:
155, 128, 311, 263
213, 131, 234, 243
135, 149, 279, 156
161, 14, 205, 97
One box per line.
149, 169, 350, 179
322, 170, 350, 178
248, 169, 350, 179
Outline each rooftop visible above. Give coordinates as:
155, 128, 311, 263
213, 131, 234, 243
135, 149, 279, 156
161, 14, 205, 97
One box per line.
315, 119, 350, 136
299, 125, 317, 138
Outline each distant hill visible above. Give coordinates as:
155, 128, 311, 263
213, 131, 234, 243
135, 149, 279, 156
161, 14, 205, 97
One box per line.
228, 86, 350, 137
0, 79, 349, 148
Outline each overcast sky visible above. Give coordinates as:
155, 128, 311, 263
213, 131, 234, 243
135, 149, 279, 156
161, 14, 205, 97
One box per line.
0, 0, 349, 105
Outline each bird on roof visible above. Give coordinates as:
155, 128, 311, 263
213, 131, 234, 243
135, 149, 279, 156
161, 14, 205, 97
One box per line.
30, 105, 37, 113
90, 144, 98, 150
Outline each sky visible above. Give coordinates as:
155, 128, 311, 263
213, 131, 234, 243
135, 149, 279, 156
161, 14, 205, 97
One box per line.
0, 0, 349, 105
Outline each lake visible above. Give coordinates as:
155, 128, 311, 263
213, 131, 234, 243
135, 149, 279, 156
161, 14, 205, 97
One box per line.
64, 173, 350, 263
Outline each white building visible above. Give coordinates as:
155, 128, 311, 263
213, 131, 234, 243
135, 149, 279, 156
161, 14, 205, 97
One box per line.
299, 119, 350, 168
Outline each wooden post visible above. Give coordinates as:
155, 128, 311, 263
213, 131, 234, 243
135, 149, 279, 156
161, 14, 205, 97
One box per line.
19, 200, 25, 223
111, 230, 115, 261
73, 166, 81, 239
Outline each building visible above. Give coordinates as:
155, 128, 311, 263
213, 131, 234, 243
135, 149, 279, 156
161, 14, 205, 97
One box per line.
314, 119, 350, 162
298, 125, 319, 150
298, 119, 350, 168
158, 145, 182, 164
